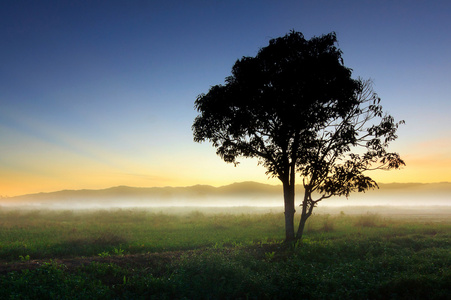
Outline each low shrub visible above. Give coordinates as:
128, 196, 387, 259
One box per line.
354, 213, 382, 227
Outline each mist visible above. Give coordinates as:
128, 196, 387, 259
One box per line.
1, 181, 449, 213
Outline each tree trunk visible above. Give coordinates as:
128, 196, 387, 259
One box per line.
282, 180, 296, 242
296, 189, 311, 240
296, 201, 309, 240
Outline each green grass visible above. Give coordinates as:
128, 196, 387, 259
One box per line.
0, 208, 285, 259
0, 207, 450, 299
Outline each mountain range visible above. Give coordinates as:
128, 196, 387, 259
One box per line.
1, 181, 450, 208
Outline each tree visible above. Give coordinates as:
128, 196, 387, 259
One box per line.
192, 31, 405, 242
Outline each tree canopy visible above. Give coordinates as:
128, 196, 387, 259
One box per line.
192, 31, 404, 241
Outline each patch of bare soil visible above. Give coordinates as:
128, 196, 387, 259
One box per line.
0, 244, 282, 275
0, 250, 191, 275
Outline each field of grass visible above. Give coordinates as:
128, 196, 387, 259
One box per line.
0, 206, 450, 299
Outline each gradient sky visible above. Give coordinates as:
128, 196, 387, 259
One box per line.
1, 0, 450, 197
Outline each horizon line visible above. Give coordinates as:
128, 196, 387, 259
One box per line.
4, 180, 451, 199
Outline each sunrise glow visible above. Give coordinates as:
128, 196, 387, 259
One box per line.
1, 1, 450, 198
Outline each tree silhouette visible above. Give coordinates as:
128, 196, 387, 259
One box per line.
192, 31, 405, 241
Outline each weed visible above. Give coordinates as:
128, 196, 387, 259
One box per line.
213, 241, 224, 249
264, 251, 275, 261
113, 246, 125, 256
98, 251, 110, 258
19, 254, 30, 261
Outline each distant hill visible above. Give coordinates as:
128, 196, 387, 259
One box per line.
4, 181, 279, 201
1, 182, 282, 208
2, 181, 450, 208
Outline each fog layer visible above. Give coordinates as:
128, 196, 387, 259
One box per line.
1, 181, 450, 210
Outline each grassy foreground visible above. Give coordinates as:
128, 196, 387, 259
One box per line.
0, 207, 450, 299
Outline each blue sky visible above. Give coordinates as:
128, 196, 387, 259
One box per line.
1, 0, 450, 196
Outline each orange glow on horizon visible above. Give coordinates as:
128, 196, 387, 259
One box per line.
2, 137, 450, 197
2, 156, 450, 197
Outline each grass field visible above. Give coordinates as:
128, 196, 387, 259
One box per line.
0, 206, 450, 299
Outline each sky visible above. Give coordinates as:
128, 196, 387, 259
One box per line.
1, 0, 450, 197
